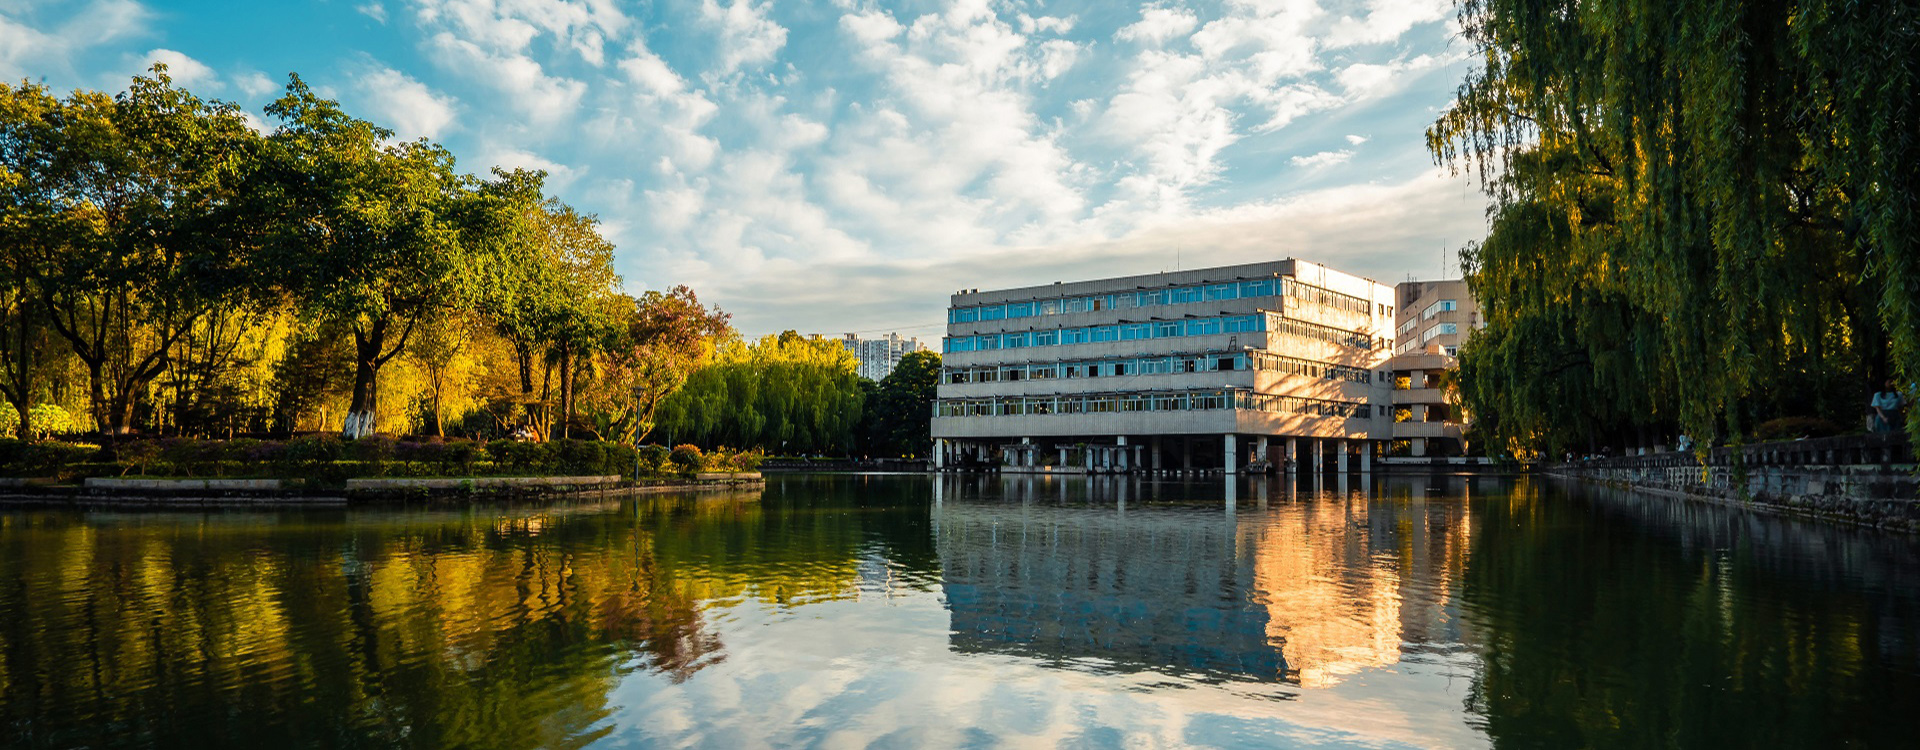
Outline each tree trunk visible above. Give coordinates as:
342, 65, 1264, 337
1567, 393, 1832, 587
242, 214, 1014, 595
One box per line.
344, 323, 385, 439
557, 343, 573, 440
514, 340, 541, 438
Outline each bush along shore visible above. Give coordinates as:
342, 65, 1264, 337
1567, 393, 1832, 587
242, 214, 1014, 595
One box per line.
0, 437, 764, 505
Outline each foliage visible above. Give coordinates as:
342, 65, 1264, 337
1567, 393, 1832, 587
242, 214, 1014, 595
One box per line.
1753, 417, 1847, 442
668, 444, 703, 472
1430, 0, 1920, 455
856, 350, 940, 457
0, 438, 100, 476
2, 69, 734, 447
655, 332, 865, 454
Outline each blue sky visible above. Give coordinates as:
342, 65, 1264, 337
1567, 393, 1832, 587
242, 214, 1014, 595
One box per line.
2, 0, 1489, 338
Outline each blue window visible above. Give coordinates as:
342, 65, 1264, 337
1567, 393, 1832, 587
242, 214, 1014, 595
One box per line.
1007, 302, 1034, 318
1034, 330, 1058, 346
1091, 326, 1118, 342
980, 305, 1005, 321
1061, 328, 1088, 345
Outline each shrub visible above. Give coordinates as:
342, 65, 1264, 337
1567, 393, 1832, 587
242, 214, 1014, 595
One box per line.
1755, 416, 1847, 441
0, 439, 103, 476
669, 444, 703, 472
637, 444, 671, 475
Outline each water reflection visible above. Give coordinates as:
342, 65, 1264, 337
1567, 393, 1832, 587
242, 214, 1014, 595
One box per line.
1, 475, 1916, 748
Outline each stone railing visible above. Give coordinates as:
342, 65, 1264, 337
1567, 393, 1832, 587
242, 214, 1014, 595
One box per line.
1548, 434, 1918, 531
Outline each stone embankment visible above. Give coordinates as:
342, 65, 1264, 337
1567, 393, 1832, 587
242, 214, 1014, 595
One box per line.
1547, 434, 1919, 532
0, 473, 764, 508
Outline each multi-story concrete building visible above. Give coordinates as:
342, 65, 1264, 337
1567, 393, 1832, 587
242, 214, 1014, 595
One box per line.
841, 332, 928, 381
931, 259, 1397, 473
1386, 279, 1482, 457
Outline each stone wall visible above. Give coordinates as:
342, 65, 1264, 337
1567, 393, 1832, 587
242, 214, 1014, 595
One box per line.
1548, 434, 1920, 532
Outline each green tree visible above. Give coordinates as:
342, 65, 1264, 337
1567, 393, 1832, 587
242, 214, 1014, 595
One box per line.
1430, 0, 1919, 454
17, 67, 261, 436
254, 75, 466, 438
861, 350, 940, 458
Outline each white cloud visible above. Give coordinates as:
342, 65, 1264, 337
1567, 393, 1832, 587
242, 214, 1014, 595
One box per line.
354, 65, 459, 140
1, 0, 153, 82
1289, 149, 1352, 168
137, 48, 216, 88
700, 0, 788, 75
427, 31, 586, 122
1325, 0, 1452, 49
408, 0, 630, 66
235, 69, 277, 98
356, 2, 387, 24
1115, 6, 1197, 46
1345, 133, 1369, 145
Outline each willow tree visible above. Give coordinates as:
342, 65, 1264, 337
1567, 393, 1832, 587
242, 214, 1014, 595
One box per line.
254, 76, 466, 439
1431, 0, 1919, 454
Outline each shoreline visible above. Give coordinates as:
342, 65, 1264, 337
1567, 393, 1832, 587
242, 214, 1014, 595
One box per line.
0, 474, 766, 509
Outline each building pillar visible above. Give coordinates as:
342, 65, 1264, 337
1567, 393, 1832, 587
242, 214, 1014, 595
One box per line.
1256, 436, 1269, 463
1151, 437, 1163, 472
934, 439, 946, 470
1022, 437, 1034, 468
1059, 447, 1068, 468
1312, 439, 1324, 473
1286, 438, 1298, 470
1337, 440, 1350, 473
1224, 434, 1238, 474
1182, 437, 1193, 471
1361, 441, 1373, 474
1116, 436, 1129, 471
1411, 437, 1428, 458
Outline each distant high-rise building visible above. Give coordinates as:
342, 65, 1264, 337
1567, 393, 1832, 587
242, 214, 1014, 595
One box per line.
843, 333, 929, 381
1386, 279, 1483, 458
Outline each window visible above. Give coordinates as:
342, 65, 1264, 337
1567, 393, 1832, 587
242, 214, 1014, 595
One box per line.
981, 305, 1005, 321
1421, 299, 1458, 320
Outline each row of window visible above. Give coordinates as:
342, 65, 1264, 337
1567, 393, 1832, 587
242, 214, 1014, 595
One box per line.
1421, 299, 1458, 321
942, 314, 1264, 353
946, 277, 1386, 324
1420, 322, 1459, 343
939, 350, 1372, 385
1269, 316, 1389, 351
932, 389, 1372, 419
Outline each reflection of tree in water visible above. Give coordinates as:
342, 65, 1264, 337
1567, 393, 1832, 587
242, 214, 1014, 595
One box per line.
1459, 480, 1920, 748
0, 499, 722, 749
0, 477, 943, 750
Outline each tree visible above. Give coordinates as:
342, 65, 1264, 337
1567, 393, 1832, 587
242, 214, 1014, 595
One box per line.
587, 286, 731, 445
16, 68, 261, 436
254, 75, 466, 438
861, 350, 940, 457
0, 81, 62, 438
1430, 0, 1920, 453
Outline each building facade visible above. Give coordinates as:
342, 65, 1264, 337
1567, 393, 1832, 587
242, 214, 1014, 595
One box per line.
931, 259, 1397, 473
1386, 279, 1482, 457
842, 332, 928, 381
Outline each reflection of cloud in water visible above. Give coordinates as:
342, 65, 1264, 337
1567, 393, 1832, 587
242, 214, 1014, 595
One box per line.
602, 479, 1487, 749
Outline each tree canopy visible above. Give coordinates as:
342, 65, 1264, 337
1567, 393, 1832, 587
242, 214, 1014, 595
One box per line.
1431, 0, 1919, 455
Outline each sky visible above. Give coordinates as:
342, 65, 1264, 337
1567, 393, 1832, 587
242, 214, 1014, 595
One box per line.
1, 0, 1490, 339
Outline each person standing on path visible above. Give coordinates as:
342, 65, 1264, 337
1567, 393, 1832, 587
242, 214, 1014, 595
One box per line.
1870, 380, 1904, 433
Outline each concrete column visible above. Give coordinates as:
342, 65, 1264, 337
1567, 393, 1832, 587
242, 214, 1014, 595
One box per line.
1224, 434, 1238, 474
1256, 436, 1269, 463
1182, 437, 1194, 470
1151, 437, 1163, 471
1411, 437, 1428, 457
1361, 441, 1373, 474
934, 439, 947, 470
1022, 437, 1035, 468
1059, 447, 1068, 468
1116, 436, 1129, 471
1337, 440, 1350, 473
1312, 439, 1324, 473
1286, 438, 1298, 470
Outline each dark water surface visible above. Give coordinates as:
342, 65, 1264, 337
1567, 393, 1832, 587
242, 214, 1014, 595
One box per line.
2, 475, 1917, 749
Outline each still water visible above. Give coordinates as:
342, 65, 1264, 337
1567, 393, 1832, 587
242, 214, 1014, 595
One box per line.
2, 474, 1917, 749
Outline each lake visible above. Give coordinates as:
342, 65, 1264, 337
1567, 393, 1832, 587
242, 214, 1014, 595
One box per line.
2, 474, 1916, 748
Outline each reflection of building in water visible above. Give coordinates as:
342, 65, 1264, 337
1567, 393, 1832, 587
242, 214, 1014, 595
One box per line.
1248, 481, 1474, 687
934, 476, 1475, 688
937, 491, 1282, 680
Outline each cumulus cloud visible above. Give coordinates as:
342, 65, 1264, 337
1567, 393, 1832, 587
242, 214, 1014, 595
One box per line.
137, 48, 217, 88
355, 65, 459, 140
1325, 0, 1452, 49
427, 31, 586, 122
356, 2, 387, 24
1290, 149, 1353, 168
700, 0, 788, 75
1345, 133, 1369, 145
1115, 6, 1198, 45
1, 0, 153, 82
